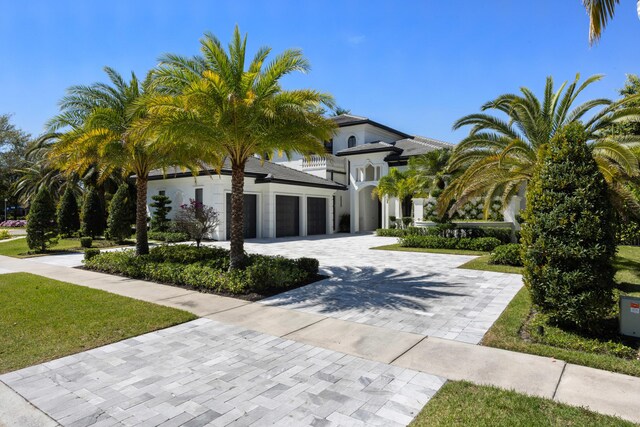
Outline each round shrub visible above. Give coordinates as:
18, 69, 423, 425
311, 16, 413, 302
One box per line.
521, 123, 616, 332
84, 248, 100, 261
296, 257, 319, 278
80, 237, 92, 248
489, 244, 523, 266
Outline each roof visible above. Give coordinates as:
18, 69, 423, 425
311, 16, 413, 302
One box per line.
334, 141, 402, 157
147, 157, 346, 190
330, 114, 411, 138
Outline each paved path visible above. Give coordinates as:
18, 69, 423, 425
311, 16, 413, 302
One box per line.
1, 234, 639, 425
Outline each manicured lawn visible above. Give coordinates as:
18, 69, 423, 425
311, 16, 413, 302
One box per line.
411, 381, 632, 426
0, 273, 196, 374
0, 237, 127, 258
459, 255, 523, 274
371, 244, 487, 256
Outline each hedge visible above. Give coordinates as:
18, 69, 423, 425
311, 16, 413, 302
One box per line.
83, 244, 320, 296
148, 231, 190, 243
376, 225, 515, 243
489, 244, 523, 266
399, 235, 501, 252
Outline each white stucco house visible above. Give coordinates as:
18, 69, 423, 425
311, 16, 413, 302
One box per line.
146, 114, 453, 240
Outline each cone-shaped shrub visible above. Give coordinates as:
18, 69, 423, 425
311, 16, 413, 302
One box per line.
81, 187, 105, 238
150, 194, 172, 232
26, 187, 58, 252
57, 186, 80, 237
521, 122, 616, 332
107, 184, 133, 243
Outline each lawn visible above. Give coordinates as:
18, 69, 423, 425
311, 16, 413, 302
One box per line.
371, 244, 487, 256
482, 245, 640, 377
410, 381, 632, 426
0, 273, 196, 374
458, 255, 523, 274
0, 237, 127, 258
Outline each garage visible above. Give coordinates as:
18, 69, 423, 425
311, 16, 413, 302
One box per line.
226, 193, 257, 240
275, 195, 300, 237
306, 197, 327, 235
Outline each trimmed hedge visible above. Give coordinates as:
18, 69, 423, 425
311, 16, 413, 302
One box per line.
148, 231, 190, 243
399, 235, 501, 252
489, 244, 523, 266
376, 225, 515, 243
84, 244, 320, 296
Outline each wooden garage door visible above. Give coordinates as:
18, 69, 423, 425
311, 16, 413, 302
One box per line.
307, 197, 327, 235
276, 195, 300, 237
226, 193, 257, 240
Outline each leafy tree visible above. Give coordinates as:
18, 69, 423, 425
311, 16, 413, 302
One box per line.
441, 74, 640, 219
583, 0, 640, 45
81, 187, 105, 238
522, 123, 616, 332
175, 200, 219, 248
26, 187, 57, 252
0, 114, 30, 216
140, 27, 335, 269
150, 194, 172, 231
107, 184, 132, 243
57, 185, 80, 237
47, 67, 194, 255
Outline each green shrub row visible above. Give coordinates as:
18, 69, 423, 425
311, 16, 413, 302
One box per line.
376, 225, 515, 243
489, 244, 523, 266
83, 245, 319, 295
399, 235, 501, 252
148, 231, 190, 243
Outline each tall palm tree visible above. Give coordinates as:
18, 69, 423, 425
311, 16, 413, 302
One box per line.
47, 67, 194, 255
138, 27, 336, 269
440, 74, 640, 218
583, 0, 640, 45
407, 148, 453, 197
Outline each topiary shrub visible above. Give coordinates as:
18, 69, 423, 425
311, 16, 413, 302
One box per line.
81, 187, 105, 238
80, 237, 92, 248
489, 244, 523, 266
26, 187, 58, 252
107, 184, 133, 244
521, 123, 616, 333
57, 186, 80, 237
84, 248, 100, 261
150, 194, 172, 232
296, 257, 319, 278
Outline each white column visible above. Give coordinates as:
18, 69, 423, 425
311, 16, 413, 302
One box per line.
382, 195, 388, 228
350, 188, 359, 233
413, 198, 425, 223
300, 195, 307, 236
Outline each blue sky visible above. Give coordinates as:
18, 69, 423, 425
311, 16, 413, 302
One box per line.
1, 0, 638, 143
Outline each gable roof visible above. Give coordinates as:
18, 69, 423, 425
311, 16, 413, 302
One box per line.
330, 114, 411, 138
147, 157, 346, 190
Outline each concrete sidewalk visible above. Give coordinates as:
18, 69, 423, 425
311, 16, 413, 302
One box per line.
1, 255, 639, 424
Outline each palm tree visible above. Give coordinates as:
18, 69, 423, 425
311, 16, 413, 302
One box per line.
440, 74, 640, 218
373, 168, 424, 224
583, 0, 640, 45
138, 27, 336, 269
47, 67, 194, 255
407, 148, 452, 197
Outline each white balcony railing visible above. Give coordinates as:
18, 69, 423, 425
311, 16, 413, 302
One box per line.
302, 154, 346, 172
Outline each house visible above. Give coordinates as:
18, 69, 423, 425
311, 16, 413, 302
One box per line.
146, 114, 452, 240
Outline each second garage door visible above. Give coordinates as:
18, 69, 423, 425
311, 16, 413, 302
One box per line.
276, 195, 300, 237
226, 193, 257, 240
307, 197, 327, 235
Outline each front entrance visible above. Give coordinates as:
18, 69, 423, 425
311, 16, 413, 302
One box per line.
358, 186, 381, 232
276, 195, 300, 237
225, 193, 257, 240
307, 197, 327, 235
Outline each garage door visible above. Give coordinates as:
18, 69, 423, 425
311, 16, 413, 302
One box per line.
226, 193, 257, 240
276, 195, 300, 237
307, 197, 327, 235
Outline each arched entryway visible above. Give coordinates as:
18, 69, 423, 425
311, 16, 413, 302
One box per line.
358, 186, 381, 232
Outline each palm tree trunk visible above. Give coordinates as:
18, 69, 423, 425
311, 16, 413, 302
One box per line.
135, 176, 149, 256
229, 160, 246, 270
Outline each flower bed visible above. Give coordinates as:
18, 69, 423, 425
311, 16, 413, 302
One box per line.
83, 244, 320, 299
0, 220, 26, 227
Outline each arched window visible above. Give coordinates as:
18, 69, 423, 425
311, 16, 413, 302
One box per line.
348, 135, 356, 148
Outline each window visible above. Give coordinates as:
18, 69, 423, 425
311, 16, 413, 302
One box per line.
348, 135, 356, 148
158, 190, 165, 196
195, 188, 203, 204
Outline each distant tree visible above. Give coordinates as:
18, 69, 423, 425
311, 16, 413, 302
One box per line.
107, 184, 132, 243
57, 185, 80, 237
408, 148, 453, 198
150, 194, 172, 232
0, 114, 30, 216
174, 200, 219, 248
332, 106, 351, 116
81, 187, 105, 238
26, 187, 57, 252
522, 123, 616, 332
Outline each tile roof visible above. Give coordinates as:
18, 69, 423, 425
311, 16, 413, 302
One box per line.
335, 141, 402, 157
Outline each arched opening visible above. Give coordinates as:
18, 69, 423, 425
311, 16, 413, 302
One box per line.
358, 186, 381, 232
348, 135, 356, 148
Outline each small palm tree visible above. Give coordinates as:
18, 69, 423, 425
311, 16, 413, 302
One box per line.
373, 168, 424, 224
440, 74, 640, 218
47, 67, 194, 255
583, 0, 640, 45
138, 27, 336, 269
407, 148, 452, 197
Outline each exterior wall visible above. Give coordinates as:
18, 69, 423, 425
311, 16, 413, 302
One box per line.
147, 175, 337, 240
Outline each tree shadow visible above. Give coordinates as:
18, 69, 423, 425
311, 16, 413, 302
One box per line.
262, 265, 467, 314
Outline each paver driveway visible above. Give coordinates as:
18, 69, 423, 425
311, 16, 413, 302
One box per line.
217, 234, 522, 344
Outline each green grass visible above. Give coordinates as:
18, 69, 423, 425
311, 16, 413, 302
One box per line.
410, 381, 633, 426
615, 246, 640, 297
459, 255, 524, 274
371, 244, 487, 256
0, 237, 127, 258
0, 273, 196, 374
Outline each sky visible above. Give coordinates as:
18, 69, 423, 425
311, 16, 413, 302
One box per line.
1, 0, 639, 143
